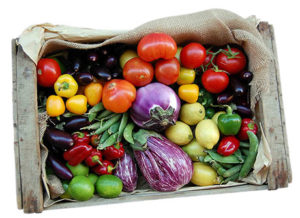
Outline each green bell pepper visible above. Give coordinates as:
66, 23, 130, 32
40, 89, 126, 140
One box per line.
217, 106, 242, 135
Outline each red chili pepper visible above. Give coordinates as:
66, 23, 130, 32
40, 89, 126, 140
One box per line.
237, 118, 258, 141
63, 143, 93, 166
72, 131, 90, 145
92, 160, 115, 175
90, 134, 100, 147
102, 142, 125, 160
217, 136, 240, 156
85, 149, 103, 167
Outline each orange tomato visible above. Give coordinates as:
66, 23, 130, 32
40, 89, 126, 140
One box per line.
102, 79, 136, 113
46, 95, 65, 117
84, 82, 103, 106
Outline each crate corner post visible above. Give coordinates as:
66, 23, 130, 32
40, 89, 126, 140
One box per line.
13, 40, 44, 213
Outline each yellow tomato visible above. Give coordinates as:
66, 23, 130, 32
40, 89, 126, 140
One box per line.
178, 84, 199, 103
46, 95, 65, 117
177, 68, 196, 85
66, 95, 87, 115
84, 82, 103, 106
119, 50, 138, 68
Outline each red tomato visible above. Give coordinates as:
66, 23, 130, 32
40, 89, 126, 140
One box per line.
203, 53, 216, 68
155, 58, 180, 85
180, 43, 206, 68
102, 79, 136, 113
137, 33, 177, 62
37, 58, 61, 87
123, 57, 154, 87
201, 69, 229, 94
216, 47, 247, 74
217, 136, 240, 156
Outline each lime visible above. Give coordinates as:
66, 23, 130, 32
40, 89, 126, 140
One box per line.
96, 175, 123, 198
68, 176, 94, 201
60, 180, 72, 199
87, 173, 98, 185
66, 163, 89, 176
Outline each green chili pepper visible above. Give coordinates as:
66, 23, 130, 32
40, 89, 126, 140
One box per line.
239, 131, 259, 179
217, 106, 242, 135
198, 89, 215, 108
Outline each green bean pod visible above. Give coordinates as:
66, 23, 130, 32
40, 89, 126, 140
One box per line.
239, 131, 259, 179
81, 121, 101, 130
123, 122, 135, 144
100, 130, 110, 144
98, 132, 118, 150
206, 150, 242, 164
223, 165, 242, 178
239, 141, 250, 148
233, 149, 244, 163
241, 148, 249, 156
117, 113, 128, 142
108, 122, 121, 135
97, 110, 113, 119
94, 114, 122, 135
223, 172, 239, 183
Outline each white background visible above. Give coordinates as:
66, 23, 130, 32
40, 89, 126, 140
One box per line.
1, 0, 299, 217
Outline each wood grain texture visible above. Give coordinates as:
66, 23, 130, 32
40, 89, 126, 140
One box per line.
257, 22, 292, 189
12, 39, 23, 210
15, 45, 44, 213
47, 185, 268, 211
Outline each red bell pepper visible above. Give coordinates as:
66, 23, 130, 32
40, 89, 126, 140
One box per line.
63, 143, 93, 166
72, 131, 90, 145
85, 149, 103, 167
90, 134, 100, 147
102, 142, 125, 161
237, 118, 258, 141
217, 136, 240, 156
92, 160, 115, 175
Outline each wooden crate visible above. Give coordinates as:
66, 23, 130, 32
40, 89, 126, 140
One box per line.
12, 22, 292, 213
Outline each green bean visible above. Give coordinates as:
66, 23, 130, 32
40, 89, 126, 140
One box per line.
239, 131, 259, 179
89, 103, 104, 113
100, 130, 110, 144
206, 150, 242, 164
94, 114, 122, 135
221, 163, 234, 169
117, 113, 128, 142
210, 160, 226, 176
98, 133, 118, 150
223, 165, 242, 178
241, 148, 249, 156
108, 122, 120, 135
123, 122, 135, 144
239, 141, 250, 148
223, 172, 239, 183
97, 110, 113, 119
233, 149, 244, 163
81, 121, 102, 130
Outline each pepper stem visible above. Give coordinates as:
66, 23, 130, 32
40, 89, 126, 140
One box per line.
211, 104, 232, 114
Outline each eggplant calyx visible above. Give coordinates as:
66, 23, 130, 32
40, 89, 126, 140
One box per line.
129, 129, 162, 151
143, 106, 176, 132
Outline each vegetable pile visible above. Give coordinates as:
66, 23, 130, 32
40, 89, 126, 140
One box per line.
38, 32, 259, 201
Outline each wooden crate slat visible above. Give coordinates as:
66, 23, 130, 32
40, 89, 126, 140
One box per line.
16, 46, 44, 213
12, 39, 22, 209
257, 22, 292, 189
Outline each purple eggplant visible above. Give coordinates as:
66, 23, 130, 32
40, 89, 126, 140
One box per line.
43, 127, 74, 151
104, 55, 118, 69
64, 116, 90, 133
239, 71, 253, 84
47, 153, 73, 180
130, 83, 181, 132
233, 104, 253, 118
133, 130, 193, 192
91, 66, 112, 81
230, 77, 247, 96
217, 92, 234, 104
114, 152, 138, 192
86, 51, 99, 64
76, 72, 94, 86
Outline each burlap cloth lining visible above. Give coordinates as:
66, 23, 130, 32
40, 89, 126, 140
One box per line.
20, 9, 273, 207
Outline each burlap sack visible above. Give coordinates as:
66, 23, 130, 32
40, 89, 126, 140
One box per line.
19, 9, 273, 207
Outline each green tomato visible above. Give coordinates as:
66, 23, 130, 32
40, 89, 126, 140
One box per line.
68, 176, 95, 201
182, 139, 206, 161
96, 175, 123, 198
119, 50, 138, 68
66, 163, 89, 176
87, 173, 98, 185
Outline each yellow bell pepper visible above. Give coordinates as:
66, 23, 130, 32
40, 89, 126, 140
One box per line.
54, 74, 78, 98
177, 67, 196, 85
46, 95, 65, 117
178, 84, 199, 103
66, 95, 87, 115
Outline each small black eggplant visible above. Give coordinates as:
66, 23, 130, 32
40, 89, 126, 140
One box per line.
47, 153, 73, 180
64, 116, 90, 133
43, 127, 74, 151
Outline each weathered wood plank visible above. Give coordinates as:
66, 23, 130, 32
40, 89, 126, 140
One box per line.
47, 184, 268, 211
257, 22, 292, 189
16, 45, 44, 213
12, 39, 23, 210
